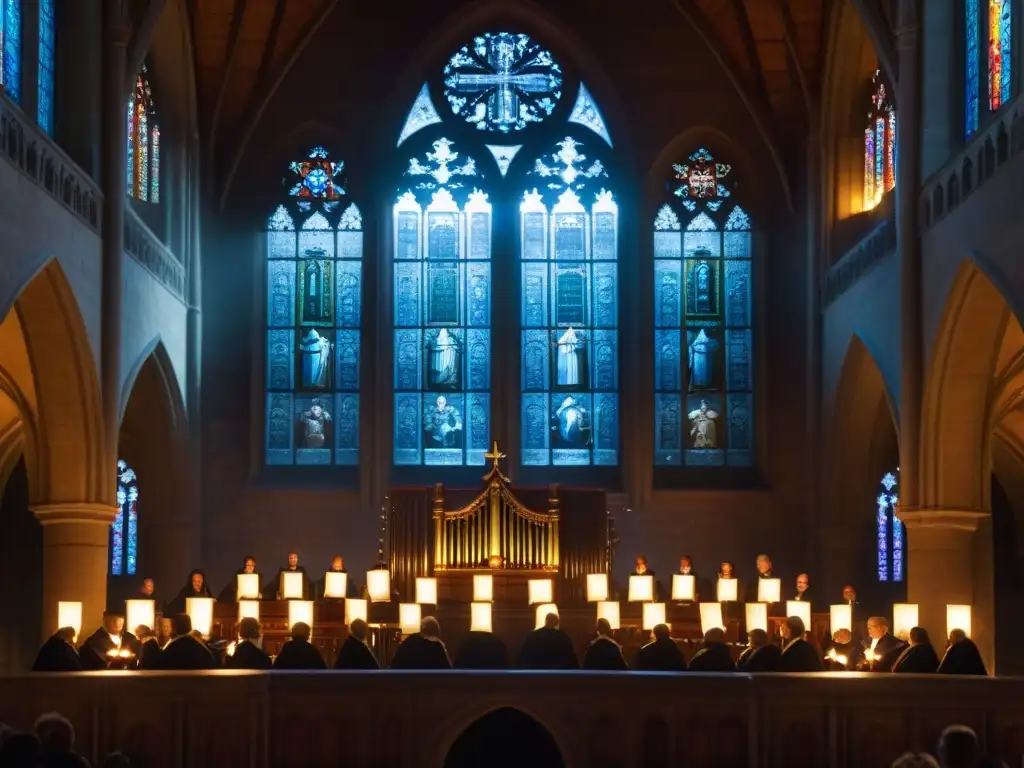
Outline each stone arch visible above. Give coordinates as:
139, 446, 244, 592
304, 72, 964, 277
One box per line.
431, 702, 573, 768
443, 707, 565, 768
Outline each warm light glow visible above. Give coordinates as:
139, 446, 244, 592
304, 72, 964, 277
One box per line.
186, 597, 214, 637
642, 602, 667, 630
236, 573, 260, 600
757, 578, 781, 603
699, 602, 725, 634
528, 578, 554, 605
238, 600, 260, 622
399, 603, 421, 634
717, 578, 738, 602
587, 573, 609, 602
367, 568, 391, 602
323, 571, 348, 599
415, 577, 437, 604
57, 602, 82, 638
288, 600, 315, 632
628, 574, 654, 602
534, 603, 558, 629
281, 571, 304, 600
786, 600, 811, 631
826, 648, 849, 666
473, 574, 494, 602
893, 603, 919, 640
745, 602, 768, 633
597, 601, 620, 629
947, 604, 972, 638
671, 574, 695, 601
830, 604, 852, 633
226, 641, 237, 657
470, 602, 493, 633
344, 598, 368, 625
125, 599, 155, 634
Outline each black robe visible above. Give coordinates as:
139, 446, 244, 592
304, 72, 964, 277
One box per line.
454, 632, 509, 670
318, 569, 360, 599
391, 633, 452, 670
266, 567, 311, 600
937, 639, 988, 675
333, 636, 379, 670
778, 639, 823, 672
737, 643, 782, 672
273, 639, 326, 669
79, 628, 142, 670
791, 588, 813, 603
138, 639, 163, 669
865, 633, 906, 672
218, 570, 262, 603
744, 572, 774, 603
582, 636, 628, 671
688, 642, 735, 672
892, 643, 940, 673
516, 627, 578, 670
165, 584, 214, 615
226, 640, 272, 670
153, 634, 216, 670
32, 635, 82, 672
823, 641, 862, 671
635, 637, 687, 671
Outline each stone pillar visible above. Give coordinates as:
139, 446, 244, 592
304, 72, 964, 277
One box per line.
60, 0, 102, 176
34, 503, 118, 638
184, 132, 203, 570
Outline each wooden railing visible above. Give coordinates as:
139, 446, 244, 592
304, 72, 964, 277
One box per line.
124, 206, 186, 303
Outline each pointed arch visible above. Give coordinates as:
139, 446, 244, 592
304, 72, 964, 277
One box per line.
430, 702, 572, 768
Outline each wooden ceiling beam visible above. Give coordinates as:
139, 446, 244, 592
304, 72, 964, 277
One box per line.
208, 0, 250, 160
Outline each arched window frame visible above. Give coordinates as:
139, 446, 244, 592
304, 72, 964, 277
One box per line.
127, 63, 161, 203
111, 459, 138, 576
864, 70, 896, 211
876, 469, 903, 582
965, 0, 1014, 139
0, 0, 22, 104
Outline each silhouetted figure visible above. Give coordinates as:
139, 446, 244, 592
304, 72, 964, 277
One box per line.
32, 628, 82, 672
582, 619, 628, 670
79, 613, 142, 670
0, 732, 43, 766
860, 616, 906, 672
937, 630, 988, 676
226, 617, 272, 670
273, 622, 326, 670
454, 631, 509, 670
635, 624, 687, 671
777, 616, 823, 672
823, 628, 862, 671
266, 552, 311, 600
938, 724, 980, 768
166, 569, 214, 614
688, 628, 735, 672
218, 556, 261, 602
334, 619, 379, 670
391, 616, 452, 670
35, 712, 88, 767
134, 625, 163, 669
516, 613, 578, 670
892, 627, 940, 673
737, 628, 781, 672
152, 614, 216, 670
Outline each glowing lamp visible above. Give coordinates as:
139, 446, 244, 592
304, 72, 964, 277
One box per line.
628, 574, 654, 602
786, 600, 811, 631
57, 601, 82, 639
186, 597, 214, 637
473, 574, 493, 602
534, 603, 558, 630
717, 578, 738, 602
672, 574, 696, 601
399, 603, 421, 634
893, 603, 919, 640
323, 571, 348, 599
415, 577, 437, 605
125, 599, 155, 634
830, 604, 853, 633
642, 602, 667, 630
586, 573, 609, 602
288, 600, 315, 632
281, 571, 304, 600
470, 602, 493, 633
528, 578, 553, 605
366, 568, 391, 602
597, 601, 620, 629
946, 604, 972, 638
236, 573, 260, 600
238, 600, 260, 622
745, 602, 768, 633
699, 602, 725, 635
344, 598, 368, 625
757, 578, 781, 603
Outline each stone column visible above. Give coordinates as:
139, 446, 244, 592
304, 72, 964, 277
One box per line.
59, 0, 102, 176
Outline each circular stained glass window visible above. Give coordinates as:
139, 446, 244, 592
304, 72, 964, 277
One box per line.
443, 32, 562, 133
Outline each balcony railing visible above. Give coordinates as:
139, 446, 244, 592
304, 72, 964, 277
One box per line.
824, 208, 896, 306
124, 206, 186, 303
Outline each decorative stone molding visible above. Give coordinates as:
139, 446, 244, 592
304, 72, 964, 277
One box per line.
124, 207, 186, 302
824, 210, 896, 306
898, 507, 989, 532
31, 502, 119, 526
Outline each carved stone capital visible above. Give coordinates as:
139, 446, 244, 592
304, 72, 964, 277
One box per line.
898, 507, 988, 533
32, 502, 120, 526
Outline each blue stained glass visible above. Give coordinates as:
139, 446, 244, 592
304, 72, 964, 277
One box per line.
334, 393, 359, 465
877, 470, 902, 581
1000, 0, 1012, 108
568, 82, 613, 147
398, 83, 443, 147
966, 0, 980, 136
37, 0, 53, 133
654, 393, 682, 465
111, 459, 138, 576
3, 0, 22, 104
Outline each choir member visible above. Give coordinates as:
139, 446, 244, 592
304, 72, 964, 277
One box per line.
454, 631, 510, 670
632, 555, 654, 576
792, 573, 813, 602
516, 613, 578, 670
333, 619, 379, 670
861, 616, 905, 671
153, 614, 216, 670
138, 577, 162, 609
31, 627, 82, 672
319, 555, 359, 598
678, 556, 707, 600
635, 624, 687, 672
134, 626, 163, 669
219, 557, 261, 602
582, 618, 628, 670
272, 622, 325, 669
718, 561, 735, 578
166, 570, 214, 614
269, 552, 311, 600
745, 554, 773, 602
688, 628, 735, 672
777, 616, 823, 672
937, 629, 988, 675
391, 616, 452, 670
892, 627, 940, 673
737, 628, 781, 672
842, 583, 859, 606
842, 583, 864, 642
824, 629, 862, 670
225, 617, 272, 670
156, 617, 173, 646
79, 613, 142, 670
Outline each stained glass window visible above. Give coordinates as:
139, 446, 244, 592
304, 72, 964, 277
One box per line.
265, 147, 361, 466
864, 71, 896, 211
110, 459, 138, 576
393, 139, 491, 466
0, 0, 22, 104
989, 0, 1012, 111
877, 469, 903, 582
653, 148, 753, 468
967, 0, 981, 137
520, 137, 618, 466
127, 64, 160, 202
37, 0, 53, 133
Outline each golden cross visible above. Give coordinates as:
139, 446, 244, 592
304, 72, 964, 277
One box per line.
484, 440, 505, 470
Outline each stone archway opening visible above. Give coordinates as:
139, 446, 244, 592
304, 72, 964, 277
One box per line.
443, 707, 564, 768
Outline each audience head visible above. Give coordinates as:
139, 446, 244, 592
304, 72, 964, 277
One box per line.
134, 625, 155, 641
748, 628, 769, 648
421, 616, 441, 638
189, 629, 205, 642
34, 712, 75, 752
103, 752, 131, 768
189, 570, 205, 591
634, 555, 648, 574
54, 626, 76, 645
140, 577, 155, 595
796, 573, 810, 592
102, 612, 125, 635
290, 622, 312, 642
756, 553, 772, 574
349, 618, 368, 640
909, 627, 932, 646
866, 616, 888, 639
843, 583, 858, 602
157, 617, 173, 640
242, 557, 256, 574
0, 732, 42, 766
784, 615, 806, 641
703, 627, 726, 645
652, 623, 671, 642
833, 628, 852, 645
543, 612, 560, 630
890, 753, 940, 768
949, 629, 967, 645
332, 555, 344, 570
595, 618, 612, 637
679, 555, 692, 570
171, 613, 192, 638
288, 552, 299, 568
719, 561, 734, 577
238, 617, 261, 641
938, 725, 979, 768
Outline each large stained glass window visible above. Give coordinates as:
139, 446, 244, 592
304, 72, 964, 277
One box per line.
393, 139, 491, 466
877, 469, 903, 582
989, 0, 1012, 111
0, 0, 22, 104
967, 0, 1014, 136
967, 0, 981, 137
654, 149, 753, 469
521, 138, 619, 466
265, 147, 362, 466
111, 460, 138, 576
864, 71, 896, 211
127, 64, 161, 202
37, 0, 53, 133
